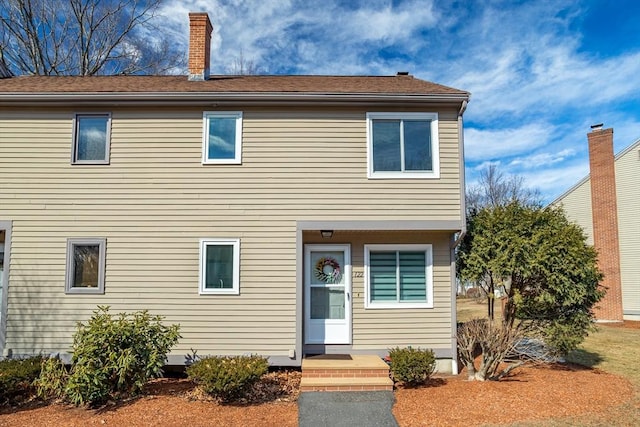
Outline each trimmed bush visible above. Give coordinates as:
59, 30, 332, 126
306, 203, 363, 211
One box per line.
48, 306, 180, 406
0, 356, 43, 404
388, 346, 436, 386
186, 355, 269, 402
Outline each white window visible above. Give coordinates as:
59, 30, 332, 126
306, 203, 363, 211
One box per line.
65, 238, 106, 294
202, 112, 242, 164
364, 244, 433, 309
72, 113, 111, 164
366, 112, 439, 178
199, 239, 240, 295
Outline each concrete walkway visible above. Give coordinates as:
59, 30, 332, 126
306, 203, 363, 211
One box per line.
298, 391, 398, 427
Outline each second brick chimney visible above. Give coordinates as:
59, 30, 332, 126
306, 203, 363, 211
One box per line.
588, 124, 624, 322
188, 13, 213, 81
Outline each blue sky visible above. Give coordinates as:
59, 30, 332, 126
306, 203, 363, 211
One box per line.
157, 0, 640, 203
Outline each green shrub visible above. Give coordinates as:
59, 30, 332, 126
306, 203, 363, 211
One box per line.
34, 357, 69, 400
0, 356, 43, 403
186, 355, 269, 401
61, 306, 180, 406
388, 346, 436, 386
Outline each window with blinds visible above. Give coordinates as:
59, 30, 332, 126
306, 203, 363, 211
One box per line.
365, 245, 433, 308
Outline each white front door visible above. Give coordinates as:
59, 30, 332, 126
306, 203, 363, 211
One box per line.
304, 244, 351, 344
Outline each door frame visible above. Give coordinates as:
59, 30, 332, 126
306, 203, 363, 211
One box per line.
304, 244, 352, 345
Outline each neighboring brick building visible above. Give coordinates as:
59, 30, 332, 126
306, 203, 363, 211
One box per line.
554, 125, 639, 321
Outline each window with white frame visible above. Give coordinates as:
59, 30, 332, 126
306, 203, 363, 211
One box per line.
72, 113, 111, 164
65, 238, 106, 294
199, 239, 240, 294
364, 244, 433, 308
366, 112, 439, 178
202, 112, 242, 164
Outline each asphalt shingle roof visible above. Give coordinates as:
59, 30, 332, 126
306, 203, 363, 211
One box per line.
0, 74, 468, 96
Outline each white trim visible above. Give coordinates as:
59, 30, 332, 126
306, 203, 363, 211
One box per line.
366, 112, 440, 179
199, 238, 240, 295
65, 238, 106, 294
0, 221, 11, 356
71, 113, 111, 165
364, 244, 433, 309
202, 111, 243, 165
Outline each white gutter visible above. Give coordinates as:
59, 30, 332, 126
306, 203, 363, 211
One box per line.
0, 91, 469, 107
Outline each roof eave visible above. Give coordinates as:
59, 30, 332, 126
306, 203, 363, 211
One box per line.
0, 91, 470, 107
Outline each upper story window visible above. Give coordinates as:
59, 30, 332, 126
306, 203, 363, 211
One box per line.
65, 238, 106, 294
366, 112, 439, 179
72, 114, 111, 164
202, 112, 242, 164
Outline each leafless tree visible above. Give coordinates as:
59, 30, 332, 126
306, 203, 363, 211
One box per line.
458, 318, 531, 381
0, 0, 184, 76
226, 49, 262, 75
466, 164, 541, 214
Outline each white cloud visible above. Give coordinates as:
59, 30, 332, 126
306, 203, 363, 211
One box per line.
464, 124, 554, 162
508, 149, 576, 170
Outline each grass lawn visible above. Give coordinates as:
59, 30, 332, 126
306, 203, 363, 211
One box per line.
457, 297, 640, 426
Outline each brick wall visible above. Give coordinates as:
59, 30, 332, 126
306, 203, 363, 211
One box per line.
188, 13, 213, 81
588, 126, 624, 322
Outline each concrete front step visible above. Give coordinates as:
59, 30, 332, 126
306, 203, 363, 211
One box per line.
301, 355, 393, 392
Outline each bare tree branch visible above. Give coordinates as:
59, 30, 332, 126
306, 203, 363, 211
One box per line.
0, 0, 185, 76
466, 164, 542, 214
227, 49, 263, 75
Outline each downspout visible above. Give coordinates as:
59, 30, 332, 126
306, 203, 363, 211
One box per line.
449, 99, 468, 374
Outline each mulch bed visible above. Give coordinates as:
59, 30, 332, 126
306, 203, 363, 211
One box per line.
393, 363, 635, 426
0, 364, 635, 426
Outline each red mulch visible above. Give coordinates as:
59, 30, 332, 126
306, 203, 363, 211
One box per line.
0, 364, 636, 426
393, 363, 635, 426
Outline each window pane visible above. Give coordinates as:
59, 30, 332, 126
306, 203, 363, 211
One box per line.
310, 286, 345, 319
372, 120, 401, 171
73, 244, 99, 288
76, 116, 108, 161
403, 120, 432, 171
208, 117, 237, 159
369, 252, 397, 301
399, 251, 427, 301
205, 244, 234, 289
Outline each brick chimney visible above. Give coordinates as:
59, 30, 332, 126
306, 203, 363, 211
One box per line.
588, 124, 624, 322
188, 13, 213, 81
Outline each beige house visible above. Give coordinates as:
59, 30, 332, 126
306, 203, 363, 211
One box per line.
0, 13, 470, 372
553, 126, 639, 321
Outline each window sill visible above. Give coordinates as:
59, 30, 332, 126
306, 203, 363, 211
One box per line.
202, 159, 242, 165
199, 288, 240, 295
365, 302, 433, 309
367, 171, 440, 179
65, 288, 105, 295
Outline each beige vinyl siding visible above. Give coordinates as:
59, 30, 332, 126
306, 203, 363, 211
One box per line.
556, 179, 594, 245
0, 106, 461, 356
615, 146, 640, 315
304, 230, 453, 351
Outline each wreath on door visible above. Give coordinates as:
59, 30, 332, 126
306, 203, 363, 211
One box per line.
314, 257, 342, 283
